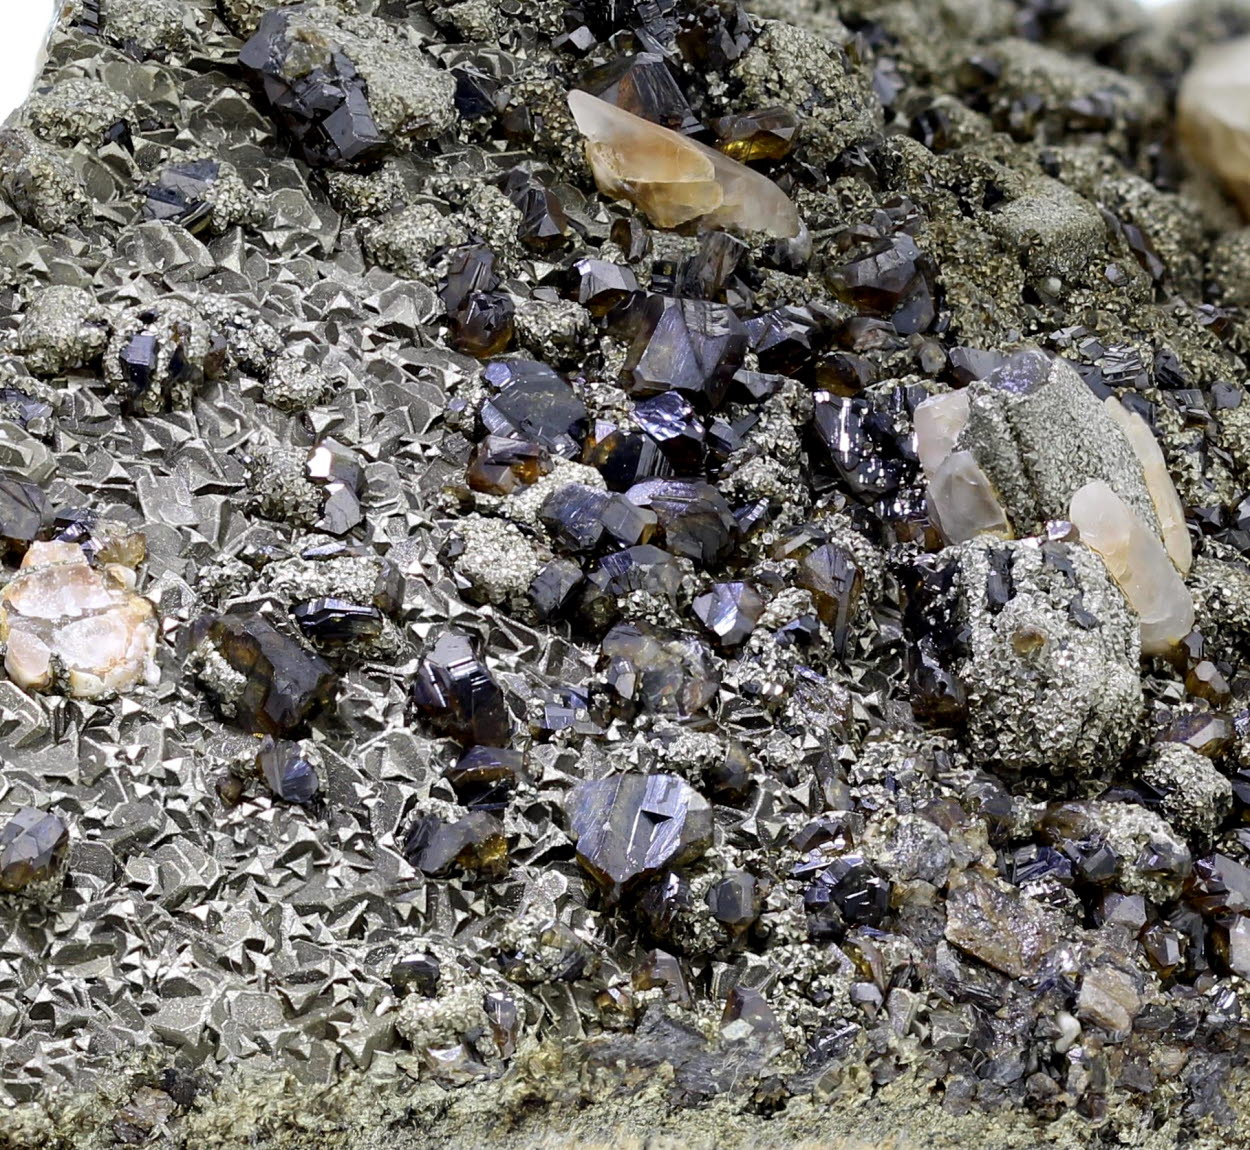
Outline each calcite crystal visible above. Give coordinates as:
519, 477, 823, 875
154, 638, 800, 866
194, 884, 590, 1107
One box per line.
1178, 36, 1250, 216
0, 541, 158, 699
1068, 480, 1194, 655
567, 90, 801, 239
1102, 397, 1191, 576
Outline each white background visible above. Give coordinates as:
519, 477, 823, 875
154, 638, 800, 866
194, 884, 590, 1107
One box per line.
0, 0, 1185, 126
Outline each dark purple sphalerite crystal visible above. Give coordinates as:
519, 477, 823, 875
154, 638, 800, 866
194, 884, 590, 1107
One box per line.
141, 160, 220, 233
256, 736, 321, 804
412, 631, 511, 747
194, 611, 339, 737
0, 808, 69, 893
566, 772, 712, 888
238, 9, 387, 170
623, 297, 749, 411
404, 811, 508, 878
480, 361, 588, 458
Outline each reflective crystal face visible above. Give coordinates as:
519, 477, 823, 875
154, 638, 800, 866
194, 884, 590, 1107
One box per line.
196, 611, 339, 736
411, 632, 511, 747
566, 772, 712, 887
0, 807, 68, 893
567, 89, 801, 238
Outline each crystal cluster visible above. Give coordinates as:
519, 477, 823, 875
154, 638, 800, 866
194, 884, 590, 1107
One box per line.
0, 541, 158, 699
6, 0, 1250, 1138
914, 350, 1195, 653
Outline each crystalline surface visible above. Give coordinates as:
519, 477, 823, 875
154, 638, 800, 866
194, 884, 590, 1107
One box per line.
566, 772, 712, 887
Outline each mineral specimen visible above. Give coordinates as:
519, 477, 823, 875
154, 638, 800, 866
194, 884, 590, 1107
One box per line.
411, 632, 511, 747
192, 610, 338, 735
566, 772, 712, 888
0, 807, 68, 893
103, 301, 216, 414
404, 811, 507, 878
622, 296, 748, 410
1068, 480, 1194, 655
0, 541, 158, 699
567, 89, 801, 239
238, 6, 454, 170
256, 736, 321, 804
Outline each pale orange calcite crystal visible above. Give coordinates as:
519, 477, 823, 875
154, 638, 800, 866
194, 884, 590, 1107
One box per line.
0, 541, 158, 698
1178, 36, 1250, 215
567, 89, 802, 240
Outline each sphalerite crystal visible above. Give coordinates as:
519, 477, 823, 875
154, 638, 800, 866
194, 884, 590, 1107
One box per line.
480, 361, 588, 458
411, 631, 511, 747
624, 478, 735, 565
601, 621, 719, 716
104, 301, 217, 414
692, 581, 764, 647
580, 52, 702, 135
467, 436, 551, 495
141, 160, 220, 232
0, 807, 69, 893
622, 296, 749, 411
291, 598, 384, 645
445, 746, 522, 811
237, 6, 454, 169
194, 610, 338, 736
566, 772, 712, 888
256, 736, 320, 804
714, 107, 800, 162
404, 811, 508, 878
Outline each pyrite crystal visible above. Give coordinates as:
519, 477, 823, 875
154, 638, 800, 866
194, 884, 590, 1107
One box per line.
411, 632, 511, 747
567, 90, 801, 239
566, 772, 712, 888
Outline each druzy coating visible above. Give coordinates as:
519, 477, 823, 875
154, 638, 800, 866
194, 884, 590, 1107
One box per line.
566, 772, 712, 887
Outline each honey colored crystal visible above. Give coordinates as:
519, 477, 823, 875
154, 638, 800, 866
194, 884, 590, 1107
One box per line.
567, 89, 801, 240
1103, 397, 1191, 576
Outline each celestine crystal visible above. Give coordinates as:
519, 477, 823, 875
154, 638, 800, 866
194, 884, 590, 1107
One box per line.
567, 89, 801, 239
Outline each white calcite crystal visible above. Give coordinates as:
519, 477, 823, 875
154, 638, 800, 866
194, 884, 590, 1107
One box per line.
914, 390, 1011, 544
567, 89, 801, 240
1102, 396, 1192, 577
1178, 35, 1250, 215
1068, 480, 1194, 655
0, 541, 159, 698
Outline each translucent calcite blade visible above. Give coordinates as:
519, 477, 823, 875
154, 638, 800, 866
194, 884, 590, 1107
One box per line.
567, 89, 801, 239
1068, 480, 1194, 655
